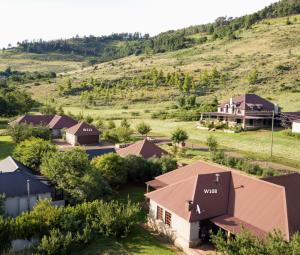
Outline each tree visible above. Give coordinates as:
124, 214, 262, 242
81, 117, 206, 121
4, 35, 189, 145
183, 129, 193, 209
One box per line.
114, 126, 133, 143
41, 148, 110, 202
9, 124, 51, 143
171, 128, 188, 146
120, 118, 130, 129
136, 122, 152, 137
107, 120, 116, 129
125, 155, 159, 182
13, 138, 57, 172
247, 69, 258, 84
183, 74, 192, 94
207, 135, 218, 153
91, 153, 127, 186
150, 155, 177, 174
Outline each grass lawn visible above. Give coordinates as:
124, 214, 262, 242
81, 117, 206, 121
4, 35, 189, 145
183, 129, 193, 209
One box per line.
81, 185, 182, 255
64, 105, 300, 169
81, 226, 180, 255
0, 135, 14, 160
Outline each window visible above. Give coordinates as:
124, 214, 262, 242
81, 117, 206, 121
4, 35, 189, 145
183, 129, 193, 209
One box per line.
157, 206, 163, 220
165, 211, 172, 226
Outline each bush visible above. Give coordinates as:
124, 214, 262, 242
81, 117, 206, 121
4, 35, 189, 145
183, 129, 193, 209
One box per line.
13, 137, 57, 172
91, 153, 128, 186
0, 216, 13, 253
149, 155, 177, 174
9, 123, 52, 143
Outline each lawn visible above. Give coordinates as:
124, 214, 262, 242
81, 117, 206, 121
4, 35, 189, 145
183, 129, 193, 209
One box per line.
64, 105, 300, 169
0, 136, 14, 160
81, 185, 181, 255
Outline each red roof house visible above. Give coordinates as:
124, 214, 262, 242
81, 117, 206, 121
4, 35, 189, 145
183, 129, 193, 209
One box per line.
65, 122, 100, 145
145, 160, 300, 249
117, 139, 169, 159
10, 114, 78, 138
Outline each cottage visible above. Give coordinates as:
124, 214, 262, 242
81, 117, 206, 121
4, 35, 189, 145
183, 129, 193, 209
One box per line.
145, 160, 300, 250
117, 138, 169, 159
10, 114, 78, 138
200, 94, 279, 130
0, 157, 52, 216
65, 122, 100, 146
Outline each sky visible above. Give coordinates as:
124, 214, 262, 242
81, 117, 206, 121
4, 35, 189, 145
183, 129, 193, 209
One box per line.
0, 0, 278, 48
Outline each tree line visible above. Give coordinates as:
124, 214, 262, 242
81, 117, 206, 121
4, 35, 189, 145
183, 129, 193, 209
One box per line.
12, 0, 300, 63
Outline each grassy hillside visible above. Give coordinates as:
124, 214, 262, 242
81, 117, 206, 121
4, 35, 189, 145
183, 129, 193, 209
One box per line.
19, 14, 300, 111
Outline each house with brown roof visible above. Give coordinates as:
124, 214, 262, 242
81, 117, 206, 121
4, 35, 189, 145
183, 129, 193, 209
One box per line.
10, 114, 78, 138
65, 122, 100, 146
145, 160, 300, 250
200, 94, 280, 130
117, 139, 169, 159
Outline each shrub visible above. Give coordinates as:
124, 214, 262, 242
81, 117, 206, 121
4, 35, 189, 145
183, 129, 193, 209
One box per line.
136, 122, 152, 136
9, 123, 52, 143
150, 155, 178, 174
91, 153, 128, 186
207, 135, 218, 153
13, 137, 57, 172
0, 216, 13, 253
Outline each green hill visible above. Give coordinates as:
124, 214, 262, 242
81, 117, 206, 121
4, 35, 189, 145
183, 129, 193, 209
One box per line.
17, 14, 300, 112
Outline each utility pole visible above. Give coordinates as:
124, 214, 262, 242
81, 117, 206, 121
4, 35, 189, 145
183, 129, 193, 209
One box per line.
27, 180, 30, 211
270, 110, 275, 159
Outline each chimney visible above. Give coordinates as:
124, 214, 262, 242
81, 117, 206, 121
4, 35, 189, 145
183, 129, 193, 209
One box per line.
186, 200, 193, 212
230, 97, 233, 106
274, 104, 279, 114
215, 173, 220, 183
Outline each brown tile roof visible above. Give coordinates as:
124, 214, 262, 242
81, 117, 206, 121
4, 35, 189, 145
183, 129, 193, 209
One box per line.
10, 115, 54, 126
263, 174, 300, 237
117, 139, 169, 159
10, 114, 78, 130
211, 215, 267, 238
146, 160, 297, 240
48, 115, 78, 129
66, 122, 100, 136
220, 94, 275, 111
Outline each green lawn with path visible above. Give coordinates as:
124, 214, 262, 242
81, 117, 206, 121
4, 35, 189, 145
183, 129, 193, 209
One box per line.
64, 105, 300, 169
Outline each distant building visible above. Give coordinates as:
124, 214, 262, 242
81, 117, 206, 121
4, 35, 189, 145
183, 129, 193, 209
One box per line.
10, 114, 78, 138
65, 122, 100, 146
0, 156, 53, 217
292, 120, 300, 134
145, 160, 300, 250
117, 138, 169, 159
200, 94, 280, 130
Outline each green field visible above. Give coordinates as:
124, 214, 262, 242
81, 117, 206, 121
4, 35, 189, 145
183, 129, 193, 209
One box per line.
64, 105, 300, 169
0, 136, 14, 160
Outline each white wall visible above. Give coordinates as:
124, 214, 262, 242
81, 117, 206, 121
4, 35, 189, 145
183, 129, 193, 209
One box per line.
148, 200, 200, 248
5, 193, 51, 217
292, 122, 300, 134
66, 132, 77, 145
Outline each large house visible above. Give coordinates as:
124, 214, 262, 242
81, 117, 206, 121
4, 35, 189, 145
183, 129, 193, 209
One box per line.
145, 160, 300, 250
200, 94, 280, 130
10, 114, 78, 138
117, 139, 169, 159
0, 156, 53, 216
